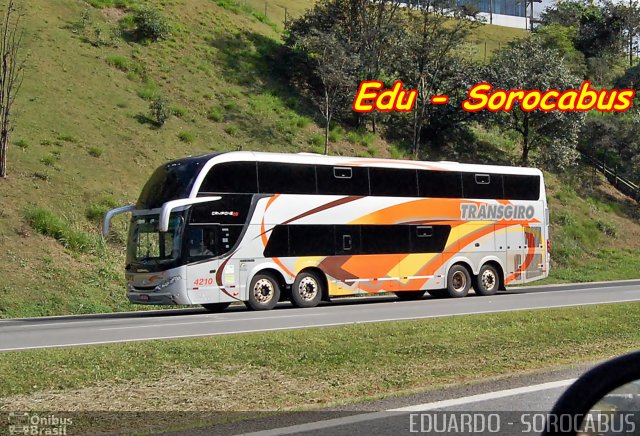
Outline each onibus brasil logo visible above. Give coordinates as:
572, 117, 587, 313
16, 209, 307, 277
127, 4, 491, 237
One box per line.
352, 80, 635, 113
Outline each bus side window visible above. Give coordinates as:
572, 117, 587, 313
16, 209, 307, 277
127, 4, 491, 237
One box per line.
188, 226, 217, 259
462, 172, 504, 199
317, 166, 369, 196
418, 171, 463, 198
504, 174, 540, 200
369, 168, 418, 197
258, 163, 317, 195
335, 225, 360, 255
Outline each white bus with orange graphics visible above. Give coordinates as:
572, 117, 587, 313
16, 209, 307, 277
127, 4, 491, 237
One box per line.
103, 152, 549, 311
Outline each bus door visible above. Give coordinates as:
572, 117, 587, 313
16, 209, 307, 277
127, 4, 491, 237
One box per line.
505, 225, 526, 285
524, 226, 545, 281
186, 224, 222, 304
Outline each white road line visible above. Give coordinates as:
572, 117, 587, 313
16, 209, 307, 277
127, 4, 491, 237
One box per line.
238, 379, 576, 436
99, 313, 327, 331
98, 296, 640, 332
388, 378, 576, 411
1, 297, 639, 352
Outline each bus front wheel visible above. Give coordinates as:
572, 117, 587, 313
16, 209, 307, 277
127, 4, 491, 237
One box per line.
291, 270, 324, 308
201, 303, 230, 312
246, 273, 281, 311
446, 265, 471, 298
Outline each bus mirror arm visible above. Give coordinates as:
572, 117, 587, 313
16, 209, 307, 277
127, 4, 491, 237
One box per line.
158, 196, 221, 232
102, 204, 136, 238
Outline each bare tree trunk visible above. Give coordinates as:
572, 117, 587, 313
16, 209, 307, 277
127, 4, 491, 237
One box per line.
0, 0, 24, 179
324, 89, 329, 155
522, 117, 530, 165
0, 132, 6, 178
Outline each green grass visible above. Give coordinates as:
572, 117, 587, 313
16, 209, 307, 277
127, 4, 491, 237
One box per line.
2, 302, 640, 423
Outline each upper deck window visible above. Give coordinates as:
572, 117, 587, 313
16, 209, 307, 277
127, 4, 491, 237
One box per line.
462, 172, 504, 199
418, 170, 463, 198
503, 174, 540, 200
316, 165, 369, 196
258, 162, 317, 194
369, 168, 419, 197
200, 161, 258, 194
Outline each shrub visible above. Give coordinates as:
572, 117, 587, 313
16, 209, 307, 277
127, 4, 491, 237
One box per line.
149, 96, 171, 126
40, 155, 57, 167
15, 139, 28, 149
224, 125, 238, 136
596, 220, 617, 237
178, 131, 194, 143
171, 106, 187, 118
23, 207, 97, 254
137, 81, 159, 100
105, 55, 129, 72
207, 106, 223, 122
88, 146, 104, 158
134, 7, 171, 41
85, 197, 119, 223
309, 134, 324, 146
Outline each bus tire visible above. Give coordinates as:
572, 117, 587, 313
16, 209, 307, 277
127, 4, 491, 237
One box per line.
201, 303, 230, 312
475, 264, 500, 296
446, 264, 471, 298
291, 270, 324, 308
394, 291, 425, 301
427, 289, 449, 298
246, 273, 281, 311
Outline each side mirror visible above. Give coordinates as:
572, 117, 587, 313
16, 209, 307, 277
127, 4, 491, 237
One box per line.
102, 204, 136, 238
544, 351, 640, 435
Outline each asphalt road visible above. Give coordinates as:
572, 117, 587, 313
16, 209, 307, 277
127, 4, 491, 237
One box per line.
0, 280, 639, 352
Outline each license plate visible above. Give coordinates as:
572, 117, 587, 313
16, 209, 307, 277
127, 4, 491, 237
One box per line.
138, 294, 149, 301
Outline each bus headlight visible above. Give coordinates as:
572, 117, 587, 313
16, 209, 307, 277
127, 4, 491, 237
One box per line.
155, 276, 182, 291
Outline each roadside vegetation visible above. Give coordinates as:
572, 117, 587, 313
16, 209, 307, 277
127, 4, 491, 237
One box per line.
2, 302, 640, 432
0, 0, 637, 318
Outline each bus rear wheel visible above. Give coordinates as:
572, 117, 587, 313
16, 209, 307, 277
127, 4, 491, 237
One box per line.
246, 273, 281, 311
394, 290, 425, 301
475, 264, 500, 296
291, 271, 324, 308
201, 303, 230, 312
446, 265, 471, 298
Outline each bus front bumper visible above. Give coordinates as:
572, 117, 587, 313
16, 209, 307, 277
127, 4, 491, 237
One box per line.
126, 270, 191, 305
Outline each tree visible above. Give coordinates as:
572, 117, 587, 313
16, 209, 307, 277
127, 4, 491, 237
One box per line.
398, 0, 478, 157
0, 0, 24, 179
298, 30, 358, 154
485, 37, 585, 169
285, 0, 405, 131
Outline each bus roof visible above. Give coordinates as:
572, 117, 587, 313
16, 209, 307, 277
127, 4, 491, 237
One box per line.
194, 151, 543, 177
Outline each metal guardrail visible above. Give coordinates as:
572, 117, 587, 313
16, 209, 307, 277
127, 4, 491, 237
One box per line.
579, 151, 640, 202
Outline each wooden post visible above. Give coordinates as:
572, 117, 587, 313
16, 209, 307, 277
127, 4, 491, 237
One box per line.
284, 7, 287, 26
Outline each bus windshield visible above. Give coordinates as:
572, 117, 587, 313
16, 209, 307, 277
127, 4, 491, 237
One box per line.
126, 212, 185, 268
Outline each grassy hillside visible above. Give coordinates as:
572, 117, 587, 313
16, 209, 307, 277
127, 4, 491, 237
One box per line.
0, 0, 635, 318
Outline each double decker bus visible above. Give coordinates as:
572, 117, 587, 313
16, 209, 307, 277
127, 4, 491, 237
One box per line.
103, 151, 549, 311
